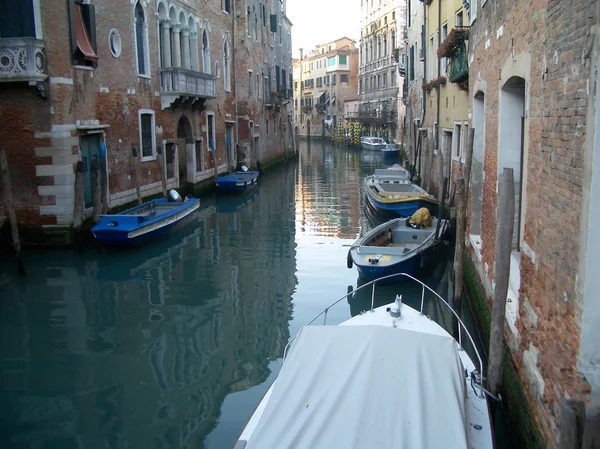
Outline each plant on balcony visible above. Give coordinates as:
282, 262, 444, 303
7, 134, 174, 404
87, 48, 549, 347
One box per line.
421, 76, 447, 92
437, 27, 470, 58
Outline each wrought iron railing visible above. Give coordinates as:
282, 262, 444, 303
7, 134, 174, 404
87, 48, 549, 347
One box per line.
0, 38, 47, 83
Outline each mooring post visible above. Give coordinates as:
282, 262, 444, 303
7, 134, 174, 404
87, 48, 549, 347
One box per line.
559, 399, 586, 449
0, 148, 25, 275
488, 168, 515, 400
422, 133, 430, 192
132, 147, 142, 205
156, 145, 168, 199
453, 178, 466, 320
92, 157, 102, 221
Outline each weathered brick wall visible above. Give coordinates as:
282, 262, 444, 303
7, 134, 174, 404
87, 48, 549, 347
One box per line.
468, 0, 597, 444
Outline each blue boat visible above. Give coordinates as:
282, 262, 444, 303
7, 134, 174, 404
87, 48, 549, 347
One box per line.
364, 165, 437, 217
91, 194, 200, 247
347, 215, 449, 282
215, 168, 259, 192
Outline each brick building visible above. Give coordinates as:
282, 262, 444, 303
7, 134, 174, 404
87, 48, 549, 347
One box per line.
467, 0, 599, 445
292, 37, 359, 139
0, 0, 293, 241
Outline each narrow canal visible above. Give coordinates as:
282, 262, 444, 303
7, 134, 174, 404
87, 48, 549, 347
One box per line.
0, 140, 506, 448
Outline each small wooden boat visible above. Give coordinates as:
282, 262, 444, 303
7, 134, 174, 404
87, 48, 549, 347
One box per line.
347, 214, 448, 281
91, 194, 200, 247
381, 143, 400, 157
360, 136, 388, 151
215, 167, 259, 192
364, 165, 437, 217
234, 275, 493, 449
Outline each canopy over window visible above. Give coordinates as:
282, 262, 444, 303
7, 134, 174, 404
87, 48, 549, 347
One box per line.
75, 3, 98, 61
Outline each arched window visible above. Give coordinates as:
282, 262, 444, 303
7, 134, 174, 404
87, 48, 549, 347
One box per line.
134, 1, 148, 75
224, 43, 231, 90
391, 31, 396, 52
202, 30, 210, 73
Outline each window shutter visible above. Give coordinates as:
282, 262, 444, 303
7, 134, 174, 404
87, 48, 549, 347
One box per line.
68, 0, 78, 62
270, 14, 278, 33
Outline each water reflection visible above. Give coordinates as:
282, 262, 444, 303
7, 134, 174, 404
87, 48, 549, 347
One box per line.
0, 164, 297, 449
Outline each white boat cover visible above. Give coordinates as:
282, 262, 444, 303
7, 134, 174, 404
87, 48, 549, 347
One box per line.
245, 325, 468, 449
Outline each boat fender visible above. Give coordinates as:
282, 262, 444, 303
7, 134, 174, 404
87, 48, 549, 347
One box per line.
169, 189, 182, 202
347, 249, 353, 269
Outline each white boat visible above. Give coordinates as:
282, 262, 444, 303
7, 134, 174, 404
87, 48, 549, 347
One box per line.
360, 136, 388, 150
234, 274, 494, 449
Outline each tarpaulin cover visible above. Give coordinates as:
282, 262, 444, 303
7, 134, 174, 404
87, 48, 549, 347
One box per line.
245, 325, 467, 449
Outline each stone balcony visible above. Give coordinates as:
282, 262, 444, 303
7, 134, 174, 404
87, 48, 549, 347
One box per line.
159, 67, 216, 110
0, 38, 47, 84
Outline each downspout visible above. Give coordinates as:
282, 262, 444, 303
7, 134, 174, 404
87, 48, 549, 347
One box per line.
232, 0, 239, 170
436, 0, 442, 161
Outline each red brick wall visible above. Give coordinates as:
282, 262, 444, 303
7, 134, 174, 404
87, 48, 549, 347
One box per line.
468, 0, 596, 444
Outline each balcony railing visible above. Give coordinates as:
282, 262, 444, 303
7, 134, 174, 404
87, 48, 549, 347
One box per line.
0, 38, 47, 83
159, 67, 216, 98
315, 103, 327, 114
448, 43, 468, 84
301, 105, 313, 114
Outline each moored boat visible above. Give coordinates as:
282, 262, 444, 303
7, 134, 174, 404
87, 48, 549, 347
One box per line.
364, 164, 437, 217
234, 274, 494, 449
347, 212, 448, 281
216, 167, 259, 192
360, 136, 388, 151
91, 192, 200, 247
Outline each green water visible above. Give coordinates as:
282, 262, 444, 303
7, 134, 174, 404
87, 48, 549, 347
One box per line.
0, 141, 503, 448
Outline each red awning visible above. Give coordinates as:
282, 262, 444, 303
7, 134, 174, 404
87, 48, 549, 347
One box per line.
75, 3, 98, 61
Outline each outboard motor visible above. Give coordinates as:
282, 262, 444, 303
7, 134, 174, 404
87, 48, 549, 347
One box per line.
169, 189, 182, 202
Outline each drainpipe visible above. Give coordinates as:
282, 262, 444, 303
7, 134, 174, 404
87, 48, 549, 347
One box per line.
436, 0, 442, 161
232, 0, 239, 171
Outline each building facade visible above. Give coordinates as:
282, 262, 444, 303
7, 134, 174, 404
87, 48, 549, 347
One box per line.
292, 37, 358, 139
467, 0, 599, 445
0, 0, 292, 241
358, 0, 406, 143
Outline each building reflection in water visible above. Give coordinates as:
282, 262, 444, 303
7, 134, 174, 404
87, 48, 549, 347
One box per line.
0, 163, 297, 449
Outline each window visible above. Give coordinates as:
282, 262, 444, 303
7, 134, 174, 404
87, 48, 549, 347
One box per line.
392, 11, 396, 20
256, 73, 259, 97
377, 38, 381, 59
456, 10, 464, 27
383, 37, 387, 57
207, 113, 215, 151
428, 36, 434, 79
359, 79, 362, 92
391, 31, 396, 52
452, 123, 462, 159
328, 56, 336, 67
223, 0, 231, 13
139, 110, 156, 161
409, 45, 415, 81
383, 73, 387, 88
332, 74, 336, 84
1, 0, 36, 38
248, 71, 252, 96
202, 30, 210, 73
341, 74, 348, 83
441, 24, 448, 75
134, 1, 147, 75
195, 139, 204, 172
391, 70, 396, 86
69, 1, 98, 67
247, 6, 251, 36
224, 42, 231, 91
108, 28, 121, 58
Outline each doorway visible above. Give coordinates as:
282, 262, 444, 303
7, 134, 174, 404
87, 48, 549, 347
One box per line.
226, 124, 234, 170
79, 134, 101, 208
177, 116, 194, 184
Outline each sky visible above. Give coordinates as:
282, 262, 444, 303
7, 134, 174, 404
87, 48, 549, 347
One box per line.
286, 0, 362, 59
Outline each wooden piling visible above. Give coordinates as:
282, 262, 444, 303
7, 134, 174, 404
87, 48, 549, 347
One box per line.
132, 147, 142, 205
92, 157, 102, 220
422, 134, 430, 192
453, 178, 466, 316
0, 148, 25, 275
559, 399, 586, 449
73, 160, 86, 229
157, 145, 168, 199
487, 168, 515, 398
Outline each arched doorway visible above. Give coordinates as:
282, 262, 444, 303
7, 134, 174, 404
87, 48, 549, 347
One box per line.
499, 76, 526, 251
177, 115, 194, 184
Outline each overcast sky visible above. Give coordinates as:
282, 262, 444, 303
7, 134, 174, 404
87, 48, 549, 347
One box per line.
286, 0, 361, 58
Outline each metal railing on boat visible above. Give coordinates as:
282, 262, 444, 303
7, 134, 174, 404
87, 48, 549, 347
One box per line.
283, 272, 485, 398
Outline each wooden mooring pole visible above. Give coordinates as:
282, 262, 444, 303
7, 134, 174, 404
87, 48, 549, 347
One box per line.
0, 148, 25, 275
132, 147, 142, 205
488, 168, 515, 400
157, 145, 168, 199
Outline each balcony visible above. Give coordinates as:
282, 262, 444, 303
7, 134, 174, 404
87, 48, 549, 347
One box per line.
301, 105, 313, 114
0, 38, 47, 83
447, 44, 468, 84
159, 67, 216, 110
315, 103, 326, 114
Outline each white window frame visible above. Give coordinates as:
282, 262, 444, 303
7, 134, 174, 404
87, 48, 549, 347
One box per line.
202, 30, 211, 74
138, 109, 156, 162
222, 0, 231, 14
206, 111, 216, 152
133, 0, 151, 78
441, 23, 448, 75
452, 121, 462, 161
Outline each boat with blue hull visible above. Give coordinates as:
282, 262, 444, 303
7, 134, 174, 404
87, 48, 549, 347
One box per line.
91, 195, 200, 247
215, 169, 259, 192
347, 215, 449, 282
364, 165, 437, 217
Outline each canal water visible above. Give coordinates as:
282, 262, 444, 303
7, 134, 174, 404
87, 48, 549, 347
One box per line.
0, 140, 502, 449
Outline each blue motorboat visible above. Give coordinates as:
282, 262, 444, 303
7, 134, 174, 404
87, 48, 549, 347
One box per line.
91, 193, 200, 247
347, 215, 448, 282
215, 168, 259, 192
364, 165, 437, 217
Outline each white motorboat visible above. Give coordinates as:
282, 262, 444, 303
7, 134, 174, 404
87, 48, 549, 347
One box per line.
360, 136, 388, 150
234, 274, 494, 449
